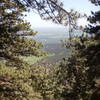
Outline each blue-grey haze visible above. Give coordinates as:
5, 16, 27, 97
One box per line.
31, 27, 82, 62
33, 27, 82, 44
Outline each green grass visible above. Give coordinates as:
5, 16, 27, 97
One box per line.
20, 54, 55, 65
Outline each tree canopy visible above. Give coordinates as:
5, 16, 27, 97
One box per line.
0, 0, 99, 99
15, 0, 85, 30
0, 0, 47, 61
86, 0, 100, 37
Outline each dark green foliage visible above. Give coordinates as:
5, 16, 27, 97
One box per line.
54, 34, 100, 100
53, 1, 100, 99
0, 0, 46, 61
49, 1, 100, 100
85, 10, 100, 37
85, 0, 100, 37
90, 0, 100, 5
0, 0, 100, 99
0, 0, 49, 99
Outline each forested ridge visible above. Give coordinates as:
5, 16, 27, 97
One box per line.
0, 0, 100, 100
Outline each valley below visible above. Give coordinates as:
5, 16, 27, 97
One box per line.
32, 27, 71, 64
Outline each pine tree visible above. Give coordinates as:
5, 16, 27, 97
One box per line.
0, 0, 46, 62
86, 0, 100, 37
53, 1, 100, 100
0, 0, 49, 99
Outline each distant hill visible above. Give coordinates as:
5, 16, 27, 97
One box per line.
32, 27, 82, 51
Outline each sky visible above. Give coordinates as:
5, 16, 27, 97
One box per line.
24, 0, 100, 28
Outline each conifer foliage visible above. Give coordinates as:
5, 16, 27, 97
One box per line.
0, 0, 45, 60
0, 1, 48, 99
0, 0, 100, 99
86, 0, 100, 37
54, 0, 100, 100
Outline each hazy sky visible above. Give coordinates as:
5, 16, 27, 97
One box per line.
25, 0, 100, 28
